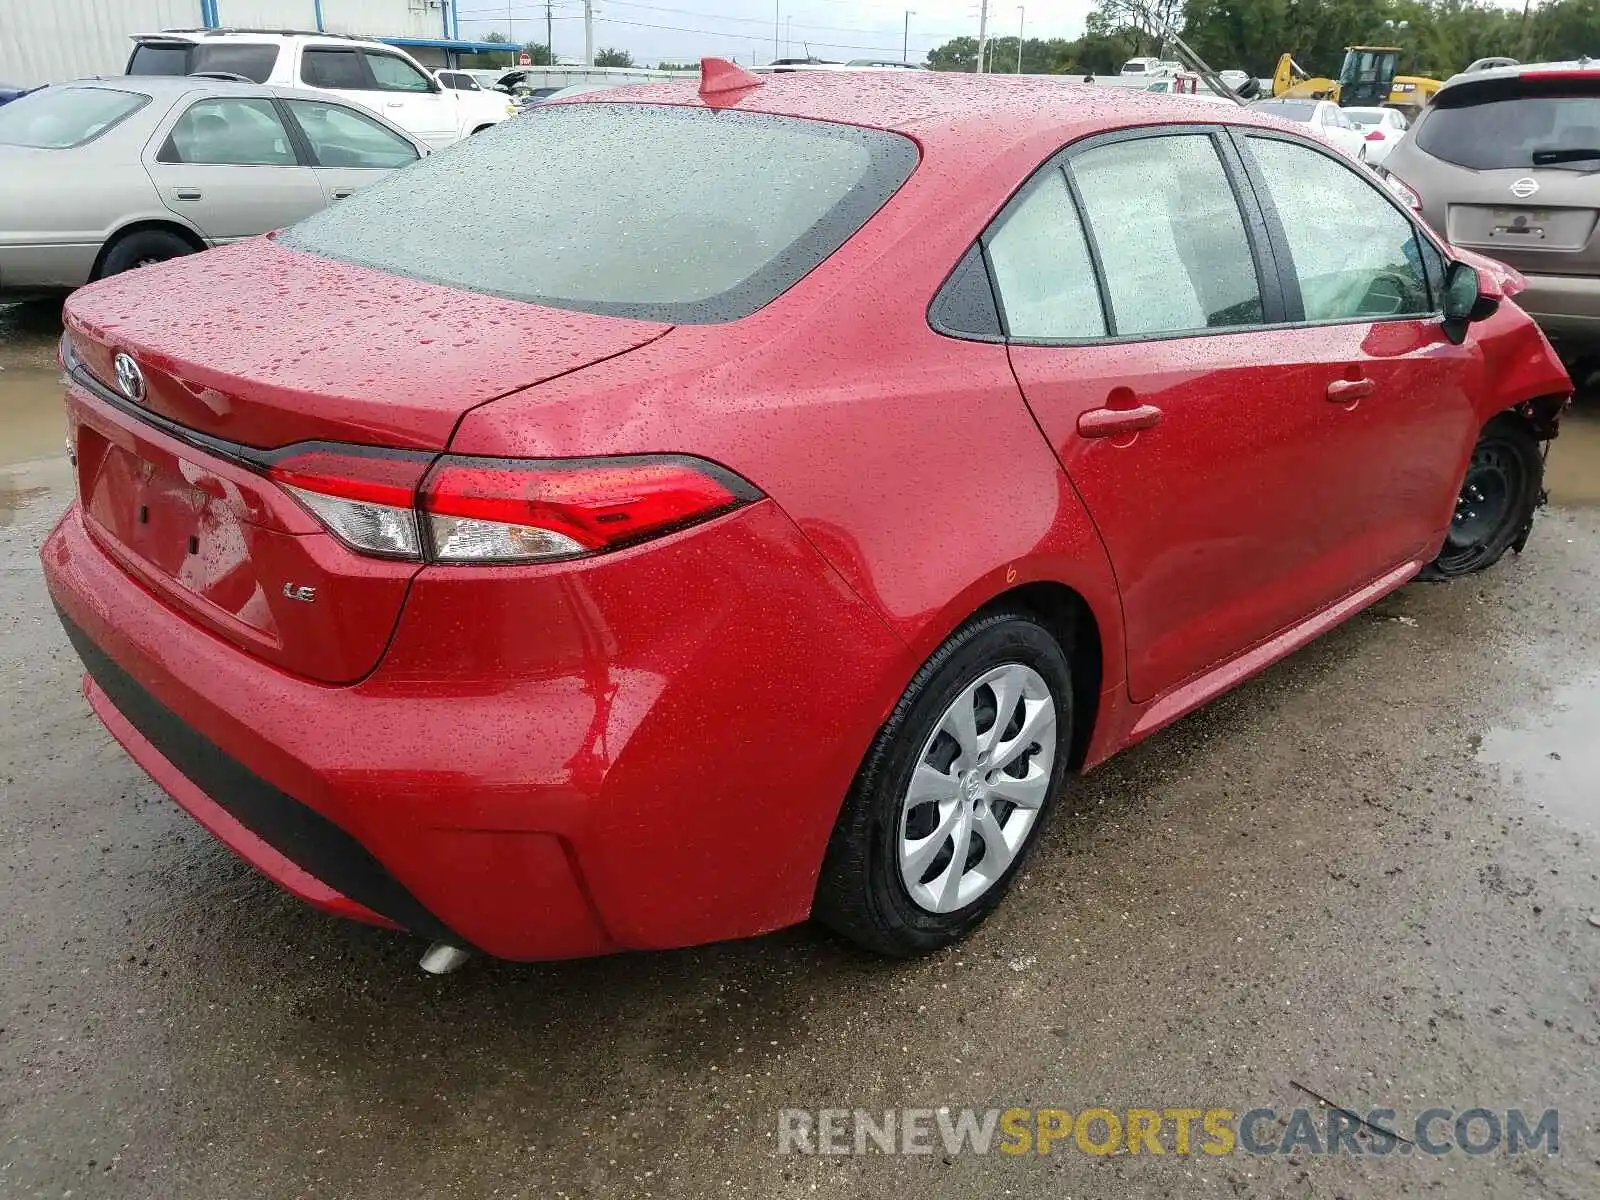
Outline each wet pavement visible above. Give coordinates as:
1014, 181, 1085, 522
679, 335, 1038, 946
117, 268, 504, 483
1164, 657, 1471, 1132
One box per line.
1, 300, 1598, 1199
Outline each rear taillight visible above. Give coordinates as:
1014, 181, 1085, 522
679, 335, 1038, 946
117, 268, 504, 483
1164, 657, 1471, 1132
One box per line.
269, 447, 432, 559
1378, 168, 1423, 213
269, 448, 760, 565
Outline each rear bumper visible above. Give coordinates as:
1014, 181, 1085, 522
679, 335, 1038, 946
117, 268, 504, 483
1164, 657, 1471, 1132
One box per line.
1513, 271, 1600, 339
42, 498, 907, 961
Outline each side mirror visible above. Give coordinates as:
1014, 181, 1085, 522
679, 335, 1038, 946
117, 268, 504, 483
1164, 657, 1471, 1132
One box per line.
1441, 261, 1499, 345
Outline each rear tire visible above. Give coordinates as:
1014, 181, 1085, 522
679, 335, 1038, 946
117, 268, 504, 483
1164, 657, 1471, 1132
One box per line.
96, 229, 195, 280
814, 611, 1073, 957
1421, 416, 1544, 581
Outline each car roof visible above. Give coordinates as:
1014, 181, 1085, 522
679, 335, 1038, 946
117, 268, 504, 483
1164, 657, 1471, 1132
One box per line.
1441, 57, 1600, 91
40, 76, 427, 145
50, 75, 373, 104
132, 28, 384, 46
577, 71, 1273, 147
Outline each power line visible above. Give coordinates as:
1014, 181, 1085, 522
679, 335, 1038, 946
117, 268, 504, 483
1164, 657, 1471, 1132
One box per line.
587, 14, 930, 53
597, 0, 961, 39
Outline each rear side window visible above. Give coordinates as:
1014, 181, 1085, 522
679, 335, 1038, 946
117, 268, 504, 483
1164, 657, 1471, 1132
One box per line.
128, 41, 278, 83
280, 104, 918, 323
985, 170, 1105, 339
1418, 88, 1600, 170
0, 85, 148, 149
1069, 134, 1263, 335
301, 48, 368, 90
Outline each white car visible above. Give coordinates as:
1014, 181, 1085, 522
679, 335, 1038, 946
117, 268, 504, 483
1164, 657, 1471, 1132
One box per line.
127, 31, 515, 148
1119, 56, 1182, 77
1344, 106, 1409, 166
1247, 97, 1367, 160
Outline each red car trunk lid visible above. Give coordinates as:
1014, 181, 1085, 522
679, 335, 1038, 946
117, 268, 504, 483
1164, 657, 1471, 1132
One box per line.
60, 239, 670, 684
63, 238, 671, 451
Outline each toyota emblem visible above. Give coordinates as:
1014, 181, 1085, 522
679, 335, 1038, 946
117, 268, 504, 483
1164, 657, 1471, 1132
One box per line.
113, 352, 146, 405
1509, 177, 1539, 199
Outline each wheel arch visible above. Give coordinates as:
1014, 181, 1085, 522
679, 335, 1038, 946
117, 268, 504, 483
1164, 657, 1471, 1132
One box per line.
90, 218, 209, 280
969, 580, 1106, 772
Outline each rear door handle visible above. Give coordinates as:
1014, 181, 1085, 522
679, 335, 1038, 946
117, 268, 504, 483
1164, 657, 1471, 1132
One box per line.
173, 187, 202, 201
385, 101, 404, 109
1078, 403, 1164, 439
1326, 378, 1376, 402
332, 189, 354, 199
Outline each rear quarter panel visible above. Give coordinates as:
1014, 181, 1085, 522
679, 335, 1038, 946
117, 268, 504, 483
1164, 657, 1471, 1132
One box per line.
448, 116, 1129, 733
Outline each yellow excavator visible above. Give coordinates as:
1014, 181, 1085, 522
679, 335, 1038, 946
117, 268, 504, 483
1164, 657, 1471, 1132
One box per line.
1272, 47, 1442, 116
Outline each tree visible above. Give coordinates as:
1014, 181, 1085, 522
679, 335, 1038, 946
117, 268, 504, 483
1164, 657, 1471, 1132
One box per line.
1097, 0, 1186, 53
657, 60, 698, 71
595, 47, 635, 67
1527, 0, 1600, 61
928, 35, 981, 70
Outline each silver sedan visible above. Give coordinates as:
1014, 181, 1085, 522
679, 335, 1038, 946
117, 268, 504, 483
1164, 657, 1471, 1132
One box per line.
0, 76, 428, 299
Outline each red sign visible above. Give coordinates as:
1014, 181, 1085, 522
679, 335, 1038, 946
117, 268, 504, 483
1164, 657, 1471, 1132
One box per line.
518, 52, 531, 65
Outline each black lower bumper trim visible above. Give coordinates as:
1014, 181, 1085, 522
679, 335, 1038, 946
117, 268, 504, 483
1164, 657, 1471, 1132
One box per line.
55, 607, 466, 948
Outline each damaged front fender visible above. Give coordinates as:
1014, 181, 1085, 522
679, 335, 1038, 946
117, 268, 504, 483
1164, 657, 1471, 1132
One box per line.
1471, 301, 1571, 441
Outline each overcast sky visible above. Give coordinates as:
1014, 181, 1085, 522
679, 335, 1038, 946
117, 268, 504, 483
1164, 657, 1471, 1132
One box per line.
455, 0, 1099, 67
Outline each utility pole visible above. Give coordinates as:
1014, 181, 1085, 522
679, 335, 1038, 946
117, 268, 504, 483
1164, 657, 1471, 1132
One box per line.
786, 16, 792, 57
546, 0, 553, 62
584, 0, 594, 65
976, 0, 989, 73
902, 10, 914, 64
506, 0, 513, 43
774, 1, 780, 64
1016, 6, 1024, 73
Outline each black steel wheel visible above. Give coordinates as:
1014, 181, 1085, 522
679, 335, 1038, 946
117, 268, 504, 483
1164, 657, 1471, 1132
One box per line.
1422, 417, 1544, 581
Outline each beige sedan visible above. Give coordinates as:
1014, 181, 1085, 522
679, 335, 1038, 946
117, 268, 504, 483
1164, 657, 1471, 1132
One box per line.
0, 75, 427, 300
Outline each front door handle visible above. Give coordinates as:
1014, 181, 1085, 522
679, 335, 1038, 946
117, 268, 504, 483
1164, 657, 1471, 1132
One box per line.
1326, 377, 1376, 402
1078, 403, 1164, 439
332, 189, 354, 199
385, 101, 404, 109
173, 187, 202, 201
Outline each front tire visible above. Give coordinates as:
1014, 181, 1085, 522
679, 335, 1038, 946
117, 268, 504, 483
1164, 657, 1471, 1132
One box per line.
814, 611, 1073, 956
1422, 416, 1544, 580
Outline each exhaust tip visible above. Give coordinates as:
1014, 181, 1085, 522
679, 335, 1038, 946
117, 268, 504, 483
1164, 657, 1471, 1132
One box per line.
419, 942, 472, 975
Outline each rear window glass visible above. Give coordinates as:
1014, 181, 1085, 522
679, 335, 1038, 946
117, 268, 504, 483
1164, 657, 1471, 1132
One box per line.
280, 103, 919, 323
1248, 99, 1317, 121
1417, 91, 1600, 170
0, 85, 148, 149
127, 41, 279, 83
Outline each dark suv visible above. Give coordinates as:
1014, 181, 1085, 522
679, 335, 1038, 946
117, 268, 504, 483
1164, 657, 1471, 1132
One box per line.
1382, 61, 1600, 356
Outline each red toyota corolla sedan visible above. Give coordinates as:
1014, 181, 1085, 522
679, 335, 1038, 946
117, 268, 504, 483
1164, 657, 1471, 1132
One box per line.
42, 64, 1569, 969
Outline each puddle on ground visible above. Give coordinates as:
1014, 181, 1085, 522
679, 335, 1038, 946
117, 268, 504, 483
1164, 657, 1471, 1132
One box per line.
0, 362, 67, 468
1546, 402, 1600, 508
1477, 674, 1600, 831
1, 302, 69, 470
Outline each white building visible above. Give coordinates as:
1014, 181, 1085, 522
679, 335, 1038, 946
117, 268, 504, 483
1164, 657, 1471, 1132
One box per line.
0, 0, 504, 88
